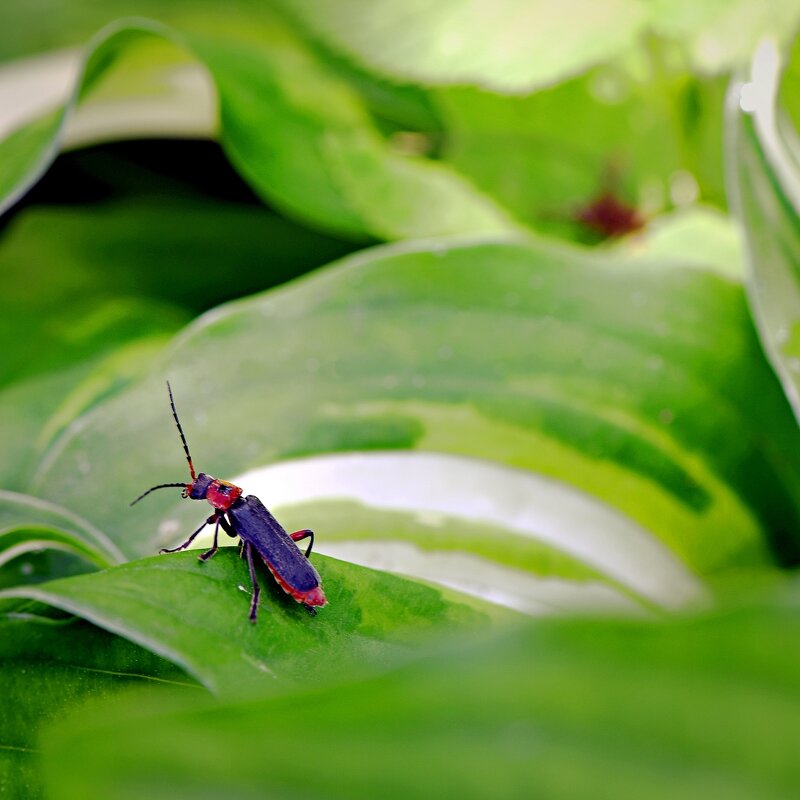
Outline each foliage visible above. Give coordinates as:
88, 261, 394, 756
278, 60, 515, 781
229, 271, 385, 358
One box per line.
1, 1, 800, 797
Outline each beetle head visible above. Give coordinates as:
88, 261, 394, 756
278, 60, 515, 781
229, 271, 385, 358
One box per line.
186, 472, 214, 500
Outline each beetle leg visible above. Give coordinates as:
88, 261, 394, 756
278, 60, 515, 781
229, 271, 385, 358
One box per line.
159, 515, 215, 554
290, 529, 315, 558
245, 541, 261, 624
219, 515, 237, 538
198, 515, 221, 562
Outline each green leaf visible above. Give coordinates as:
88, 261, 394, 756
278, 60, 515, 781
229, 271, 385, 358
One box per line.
0, 194, 196, 491
280, 0, 648, 93
0, 338, 180, 493
0, 613, 197, 800
281, 0, 800, 92
222, 453, 701, 614
0, 1, 314, 63
780, 35, 800, 131
0, 18, 519, 240
0, 491, 122, 565
0, 550, 493, 696
29, 238, 800, 599
190, 28, 519, 240
0, 110, 63, 215
0, 267, 184, 390
276, 497, 644, 614
0, 162, 356, 489
613, 206, 744, 280
0, 526, 106, 574
2, 0, 797, 85
649, 0, 800, 74
39, 583, 800, 800
726, 41, 800, 424
436, 66, 728, 240
0, 194, 354, 326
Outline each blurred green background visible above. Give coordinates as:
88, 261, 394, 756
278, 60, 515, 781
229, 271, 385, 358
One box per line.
2, 1, 800, 798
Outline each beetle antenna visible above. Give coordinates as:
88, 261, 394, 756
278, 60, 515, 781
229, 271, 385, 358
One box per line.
130, 483, 188, 507
167, 381, 196, 480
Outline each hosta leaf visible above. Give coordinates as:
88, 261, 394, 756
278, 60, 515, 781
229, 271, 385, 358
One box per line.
436, 70, 728, 240
0, 491, 121, 565
0, 282, 183, 391
281, 0, 800, 92
0, 110, 63, 216
0, 526, 106, 581
40, 582, 800, 800
190, 29, 519, 240
0, 550, 493, 696
0, 528, 492, 795
224, 452, 702, 614
0, 1, 326, 63
0, 150, 356, 489
0, 613, 196, 799
0, 193, 192, 491
3, 0, 796, 79
280, 0, 648, 94
726, 41, 800, 424
780, 35, 800, 130
29, 238, 800, 607
615, 207, 744, 280
0, 18, 518, 240
649, 0, 800, 74
0, 197, 353, 321
0, 333, 181, 495
0, 468, 123, 592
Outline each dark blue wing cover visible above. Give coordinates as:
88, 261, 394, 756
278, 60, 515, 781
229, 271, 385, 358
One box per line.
229, 495, 320, 592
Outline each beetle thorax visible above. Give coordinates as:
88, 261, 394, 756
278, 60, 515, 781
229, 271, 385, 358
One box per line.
206, 478, 243, 511
187, 472, 242, 511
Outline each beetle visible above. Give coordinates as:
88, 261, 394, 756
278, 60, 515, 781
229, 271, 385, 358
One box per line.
130, 382, 326, 622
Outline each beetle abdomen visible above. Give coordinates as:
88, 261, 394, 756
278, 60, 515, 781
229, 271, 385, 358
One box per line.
229, 495, 323, 596
262, 559, 328, 607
